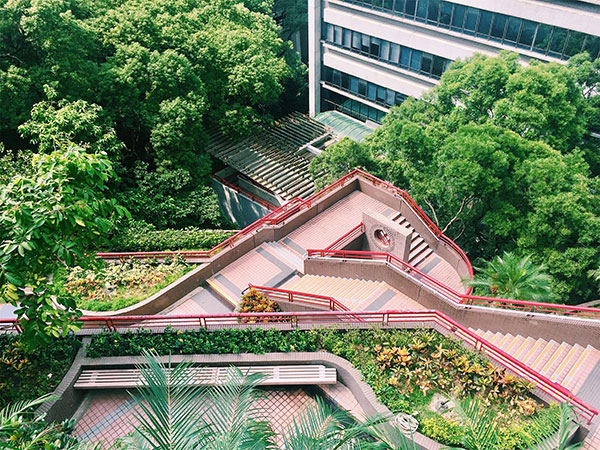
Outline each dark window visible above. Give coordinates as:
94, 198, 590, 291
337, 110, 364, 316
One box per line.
518, 20, 536, 49
326, 24, 334, 42
432, 55, 445, 77
394, 0, 405, 13
400, 47, 411, 67
386, 89, 395, 105
358, 79, 368, 96
372, 0, 383, 8
584, 35, 600, 59
334, 25, 343, 45
504, 17, 521, 43
416, 0, 428, 21
341, 72, 350, 89
420, 53, 433, 74
383, 0, 394, 10
350, 76, 359, 92
451, 4, 466, 30
343, 29, 352, 48
405, 0, 416, 15
533, 24, 552, 52
439, 2, 452, 26
395, 92, 406, 105
370, 38, 381, 57
464, 8, 478, 34
361, 34, 370, 52
490, 14, 507, 41
377, 86, 386, 102
410, 50, 422, 71
368, 83, 377, 100
549, 27, 567, 55
476, 11, 492, 36
427, 0, 440, 23
564, 31, 586, 56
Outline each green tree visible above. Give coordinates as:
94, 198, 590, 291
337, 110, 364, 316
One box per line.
469, 252, 553, 301
0, 145, 127, 346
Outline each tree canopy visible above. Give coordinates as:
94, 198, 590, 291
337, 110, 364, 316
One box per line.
311, 51, 600, 304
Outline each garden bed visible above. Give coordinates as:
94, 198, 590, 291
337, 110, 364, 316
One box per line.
86, 327, 561, 448
55, 257, 195, 312
0, 334, 80, 408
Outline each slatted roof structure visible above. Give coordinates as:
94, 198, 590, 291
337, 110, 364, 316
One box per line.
206, 112, 331, 200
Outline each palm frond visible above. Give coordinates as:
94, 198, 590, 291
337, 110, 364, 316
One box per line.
453, 397, 498, 450
0, 393, 56, 428
533, 403, 582, 450
361, 420, 419, 450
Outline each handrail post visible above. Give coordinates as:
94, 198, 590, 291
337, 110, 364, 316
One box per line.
289, 292, 293, 303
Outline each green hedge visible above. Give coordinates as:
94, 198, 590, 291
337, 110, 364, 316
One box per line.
0, 335, 80, 408
110, 220, 236, 252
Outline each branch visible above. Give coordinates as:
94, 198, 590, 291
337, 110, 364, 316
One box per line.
423, 198, 440, 227
440, 195, 473, 234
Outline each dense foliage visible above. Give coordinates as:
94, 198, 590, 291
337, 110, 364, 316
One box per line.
0, 335, 80, 408
57, 257, 194, 312
310, 51, 600, 304
0, 146, 126, 345
110, 221, 236, 252
87, 327, 557, 447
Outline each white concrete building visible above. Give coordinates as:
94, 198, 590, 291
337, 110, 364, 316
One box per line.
308, 0, 600, 124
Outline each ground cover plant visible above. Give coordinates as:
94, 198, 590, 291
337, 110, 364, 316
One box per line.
0, 334, 80, 409
56, 257, 194, 312
86, 327, 560, 448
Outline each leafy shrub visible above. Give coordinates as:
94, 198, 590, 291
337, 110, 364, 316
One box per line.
0, 335, 80, 408
59, 257, 192, 311
110, 220, 236, 252
421, 415, 463, 446
238, 289, 283, 323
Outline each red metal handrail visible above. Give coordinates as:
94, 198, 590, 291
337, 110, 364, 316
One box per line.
307, 249, 600, 319
212, 173, 277, 210
248, 284, 354, 314
3, 309, 592, 422
325, 223, 364, 250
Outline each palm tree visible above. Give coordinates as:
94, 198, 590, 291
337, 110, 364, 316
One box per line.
119, 351, 417, 450
467, 252, 553, 301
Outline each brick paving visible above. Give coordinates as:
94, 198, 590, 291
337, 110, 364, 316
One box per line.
74, 388, 318, 447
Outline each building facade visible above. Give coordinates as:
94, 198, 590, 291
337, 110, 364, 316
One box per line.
308, 0, 600, 124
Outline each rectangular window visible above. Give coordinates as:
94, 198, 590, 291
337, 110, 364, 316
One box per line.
451, 4, 466, 30
371, 0, 383, 8
410, 50, 422, 71
358, 79, 368, 96
432, 55, 445, 77
343, 29, 352, 48
490, 14, 507, 41
341, 72, 350, 89
400, 47, 411, 68
352, 31, 361, 50
584, 35, 600, 59
394, 0, 405, 13
361, 34, 370, 53
504, 17, 521, 43
360, 102, 369, 118
333, 69, 342, 86
350, 76, 359, 93
439, 2, 452, 27
395, 92, 406, 105
548, 27, 567, 56
368, 83, 377, 100
324, 67, 332, 83
533, 24, 552, 52
420, 53, 433, 74
386, 89, 395, 106
380, 40, 390, 61
326, 23, 334, 42
383, 0, 394, 10
405, 0, 416, 16
376, 86, 386, 103
390, 43, 401, 63
368, 106, 379, 122
427, 0, 440, 24
370, 37, 381, 57
518, 20, 536, 49
564, 31, 586, 57
416, 0, 428, 21
334, 25, 343, 45
476, 10, 492, 37
463, 7, 478, 35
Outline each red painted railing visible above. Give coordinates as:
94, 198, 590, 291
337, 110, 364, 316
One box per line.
325, 223, 364, 250
212, 173, 277, 211
97, 170, 473, 279
2, 309, 595, 423
248, 284, 353, 313
307, 249, 600, 319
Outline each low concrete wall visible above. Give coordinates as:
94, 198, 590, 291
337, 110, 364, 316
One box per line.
304, 258, 600, 348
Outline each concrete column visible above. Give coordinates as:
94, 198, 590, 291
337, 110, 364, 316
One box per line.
308, 0, 321, 116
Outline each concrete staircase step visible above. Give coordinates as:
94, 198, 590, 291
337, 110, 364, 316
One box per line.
264, 241, 304, 273
530, 340, 560, 371
551, 344, 584, 384
505, 335, 525, 355
539, 342, 570, 377
523, 338, 549, 366
514, 337, 537, 360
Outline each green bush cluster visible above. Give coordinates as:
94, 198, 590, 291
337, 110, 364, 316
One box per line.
0, 335, 80, 408
110, 220, 236, 252
421, 415, 463, 446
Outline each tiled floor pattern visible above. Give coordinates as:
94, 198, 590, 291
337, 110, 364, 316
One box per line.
74, 388, 317, 447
